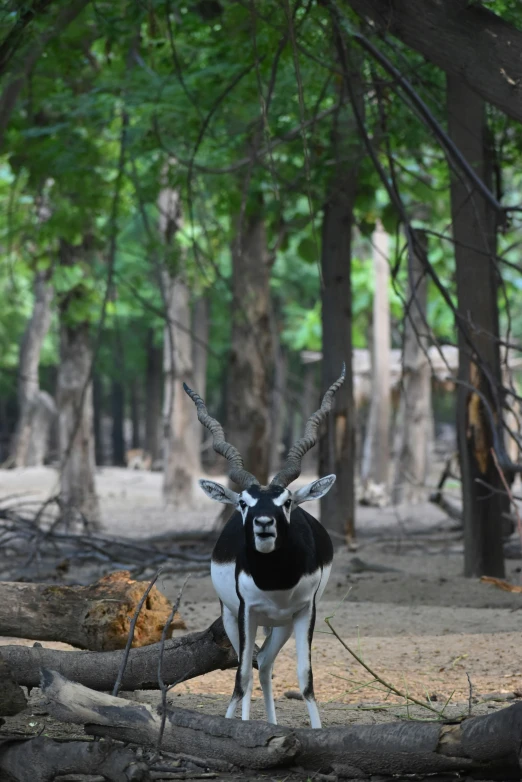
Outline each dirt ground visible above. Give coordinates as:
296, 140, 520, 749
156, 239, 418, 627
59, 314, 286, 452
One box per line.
1, 466, 522, 761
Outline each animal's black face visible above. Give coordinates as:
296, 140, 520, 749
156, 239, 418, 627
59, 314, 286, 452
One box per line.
197, 475, 337, 554
238, 485, 293, 554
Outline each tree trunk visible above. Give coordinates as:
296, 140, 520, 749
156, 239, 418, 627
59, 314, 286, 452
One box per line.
190, 295, 209, 459
447, 75, 506, 578
392, 230, 433, 504
92, 372, 104, 466
57, 239, 100, 529
0, 571, 184, 651
269, 312, 288, 475
346, 0, 522, 126
44, 671, 522, 780
159, 184, 199, 505
192, 296, 209, 398
9, 271, 56, 467
111, 378, 125, 466
163, 274, 199, 504
2, 617, 238, 691
226, 196, 273, 487
301, 362, 319, 475
361, 220, 391, 487
145, 328, 162, 464
319, 75, 364, 543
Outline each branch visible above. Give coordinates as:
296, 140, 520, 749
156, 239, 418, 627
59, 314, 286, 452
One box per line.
345, 0, 522, 125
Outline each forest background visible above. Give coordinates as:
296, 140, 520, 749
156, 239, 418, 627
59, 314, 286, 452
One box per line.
1, 0, 522, 581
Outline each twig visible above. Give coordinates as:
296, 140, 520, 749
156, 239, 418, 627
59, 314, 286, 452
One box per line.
466, 672, 473, 717
325, 618, 443, 716
491, 446, 522, 553
112, 568, 163, 697
157, 575, 191, 748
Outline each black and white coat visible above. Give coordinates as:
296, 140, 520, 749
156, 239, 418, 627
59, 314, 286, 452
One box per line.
200, 475, 335, 729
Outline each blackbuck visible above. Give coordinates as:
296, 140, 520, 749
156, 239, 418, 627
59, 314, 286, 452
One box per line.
183, 366, 345, 728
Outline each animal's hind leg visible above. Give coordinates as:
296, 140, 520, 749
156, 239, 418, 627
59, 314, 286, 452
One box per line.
222, 604, 240, 656
257, 624, 293, 724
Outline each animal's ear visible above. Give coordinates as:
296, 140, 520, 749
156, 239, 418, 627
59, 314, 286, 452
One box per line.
198, 479, 239, 505
292, 475, 336, 506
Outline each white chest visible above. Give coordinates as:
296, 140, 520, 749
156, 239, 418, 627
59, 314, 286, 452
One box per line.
211, 561, 331, 627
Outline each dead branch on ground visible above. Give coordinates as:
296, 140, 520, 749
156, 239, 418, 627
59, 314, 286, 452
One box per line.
41, 669, 522, 779
1, 617, 239, 690
0, 570, 184, 651
0, 735, 149, 782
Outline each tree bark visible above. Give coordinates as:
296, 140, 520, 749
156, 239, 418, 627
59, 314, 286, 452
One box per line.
0, 571, 184, 651
190, 295, 209, 460
392, 230, 433, 504
346, 0, 522, 125
269, 310, 287, 475
192, 296, 209, 399
9, 271, 56, 467
145, 328, 162, 464
159, 185, 199, 505
0, 654, 26, 716
44, 671, 522, 780
2, 617, 238, 691
163, 274, 199, 504
300, 362, 319, 475
92, 372, 104, 466
319, 47, 363, 543
226, 195, 273, 487
361, 220, 391, 487
447, 74, 507, 578
57, 319, 100, 527
0, 736, 149, 782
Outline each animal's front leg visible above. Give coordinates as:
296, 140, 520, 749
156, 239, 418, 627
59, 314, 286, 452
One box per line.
257, 624, 293, 724
225, 599, 257, 721
293, 599, 321, 728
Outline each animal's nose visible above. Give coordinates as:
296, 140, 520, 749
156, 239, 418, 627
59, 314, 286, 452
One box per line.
254, 516, 275, 530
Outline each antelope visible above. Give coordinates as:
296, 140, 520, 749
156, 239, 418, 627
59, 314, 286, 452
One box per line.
183, 365, 345, 729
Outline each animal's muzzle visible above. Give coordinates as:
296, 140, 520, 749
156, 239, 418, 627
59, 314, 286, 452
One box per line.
254, 516, 275, 538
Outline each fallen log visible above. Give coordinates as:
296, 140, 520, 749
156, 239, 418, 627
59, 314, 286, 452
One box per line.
0, 653, 26, 716
42, 670, 522, 779
2, 617, 238, 690
0, 735, 149, 782
0, 570, 185, 651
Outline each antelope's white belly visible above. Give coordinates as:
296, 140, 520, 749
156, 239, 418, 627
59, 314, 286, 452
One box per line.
211, 561, 332, 626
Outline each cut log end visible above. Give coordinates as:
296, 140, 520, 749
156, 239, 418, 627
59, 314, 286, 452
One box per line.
0, 569, 186, 652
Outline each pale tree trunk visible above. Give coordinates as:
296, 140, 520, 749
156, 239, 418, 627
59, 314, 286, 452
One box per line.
159, 185, 199, 506
192, 296, 209, 396
301, 362, 318, 475
57, 240, 100, 528
145, 329, 162, 464
226, 196, 273, 487
361, 221, 391, 487
10, 270, 56, 467
190, 295, 209, 461
447, 75, 507, 578
269, 329, 288, 475
392, 229, 433, 504
57, 322, 100, 527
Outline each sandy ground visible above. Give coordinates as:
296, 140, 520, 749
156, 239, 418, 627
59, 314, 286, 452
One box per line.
0, 466, 521, 745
